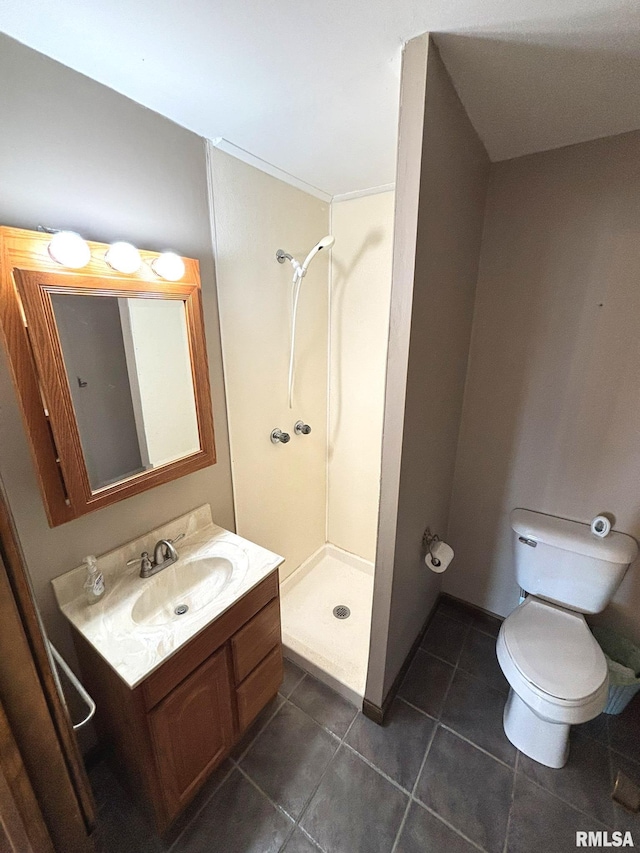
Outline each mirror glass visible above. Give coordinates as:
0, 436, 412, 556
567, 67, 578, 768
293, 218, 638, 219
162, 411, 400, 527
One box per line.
50, 293, 200, 492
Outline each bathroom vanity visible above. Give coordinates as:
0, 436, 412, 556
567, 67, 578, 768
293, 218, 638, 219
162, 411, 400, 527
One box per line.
52, 506, 284, 832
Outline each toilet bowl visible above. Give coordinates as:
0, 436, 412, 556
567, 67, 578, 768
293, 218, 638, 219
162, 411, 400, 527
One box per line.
496, 596, 609, 767
497, 508, 637, 769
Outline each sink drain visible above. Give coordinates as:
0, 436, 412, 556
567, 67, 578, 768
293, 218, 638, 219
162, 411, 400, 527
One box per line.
174, 604, 189, 616
333, 605, 351, 620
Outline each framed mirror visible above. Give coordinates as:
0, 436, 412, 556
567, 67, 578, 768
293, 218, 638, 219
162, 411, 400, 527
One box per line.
0, 227, 216, 526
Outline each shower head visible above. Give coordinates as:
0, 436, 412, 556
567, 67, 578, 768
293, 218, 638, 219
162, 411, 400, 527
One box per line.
301, 235, 335, 273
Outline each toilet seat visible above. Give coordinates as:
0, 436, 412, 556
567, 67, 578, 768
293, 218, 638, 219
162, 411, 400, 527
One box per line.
501, 597, 608, 703
500, 597, 607, 702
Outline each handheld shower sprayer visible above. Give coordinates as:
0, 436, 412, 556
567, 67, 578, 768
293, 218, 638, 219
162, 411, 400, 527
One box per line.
276, 235, 335, 278
301, 235, 335, 274
275, 235, 335, 407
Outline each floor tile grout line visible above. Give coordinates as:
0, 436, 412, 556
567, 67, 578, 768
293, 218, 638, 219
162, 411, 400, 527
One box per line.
406, 722, 496, 853
340, 741, 412, 797
412, 615, 621, 836
416, 647, 459, 668
410, 799, 490, 853
240, 667, 356, 756
282, 668, 307, 699
396, 695, 438, 722
274, 688, 359, 853
395, 695, 515, 770
295, 824, 328, 853
232, 694, 287, 763
281, 692, 356, 742
517, 760, 615, 830
470, 624, 502, 640
455, 626, 510, 694
390, 718, 439, 853
448, 661, 510, 697
437, 599, 503, 636
608, 739, 640, 765
397, 696, 443, 723
167, 761, 235, 852
234, 675, 358, 852
435, 604, 473, 628
284, 713, 361, 852
235, 762, 298, 824
502, 750, 520, 853
420, 612, 471, 667
453, 621, 473, 667
437, 656, 457, 717
389, 796, 412, 852
436, 723, 516, 769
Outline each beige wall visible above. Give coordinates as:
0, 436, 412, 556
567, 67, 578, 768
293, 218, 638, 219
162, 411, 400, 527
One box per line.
0, 36, 235, 668
328, 191, 394, 562
366, 36, 490, 706
210, 148, 329, 580
446, 130, 640, 644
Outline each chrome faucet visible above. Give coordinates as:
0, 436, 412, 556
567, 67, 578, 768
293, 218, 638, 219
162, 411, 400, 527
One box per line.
128, 533, 185, 579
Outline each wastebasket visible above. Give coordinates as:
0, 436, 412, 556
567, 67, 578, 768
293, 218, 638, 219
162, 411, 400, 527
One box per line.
592, 626, 640, 715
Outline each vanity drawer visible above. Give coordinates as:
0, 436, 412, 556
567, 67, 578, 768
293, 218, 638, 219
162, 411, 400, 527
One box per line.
231, 598, 281, 684
236, 645, 283, 732
142, 571, 278, 710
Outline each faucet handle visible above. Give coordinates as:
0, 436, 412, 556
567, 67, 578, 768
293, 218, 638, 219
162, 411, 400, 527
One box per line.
127, 551, 153, 574
271, 429, 291, 444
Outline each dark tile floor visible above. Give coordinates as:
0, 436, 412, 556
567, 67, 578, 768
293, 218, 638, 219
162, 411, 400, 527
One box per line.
90, 597, 640, 853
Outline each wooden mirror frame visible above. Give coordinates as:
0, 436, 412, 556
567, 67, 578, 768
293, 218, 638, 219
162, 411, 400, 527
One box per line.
0, 227, 216, 527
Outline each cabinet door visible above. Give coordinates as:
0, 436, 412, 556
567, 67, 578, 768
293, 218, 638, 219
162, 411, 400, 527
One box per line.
149, 648, 234, 819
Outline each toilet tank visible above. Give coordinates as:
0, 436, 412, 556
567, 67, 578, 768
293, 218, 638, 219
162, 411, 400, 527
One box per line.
510, 509, 638, 614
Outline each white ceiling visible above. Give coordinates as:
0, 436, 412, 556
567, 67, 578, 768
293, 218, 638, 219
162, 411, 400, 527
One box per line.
2, 0, 640, 196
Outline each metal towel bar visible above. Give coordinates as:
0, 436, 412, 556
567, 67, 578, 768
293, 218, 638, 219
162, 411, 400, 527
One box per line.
49, 642, 96, 730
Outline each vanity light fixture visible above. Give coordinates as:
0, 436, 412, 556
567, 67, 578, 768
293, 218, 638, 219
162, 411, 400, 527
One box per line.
47, 231, 91, 269
152, 252, 185, 282
105, 242, 141, 274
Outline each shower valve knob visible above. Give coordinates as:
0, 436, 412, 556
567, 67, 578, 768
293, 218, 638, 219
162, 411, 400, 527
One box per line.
294, 421, 311, 435
271, 429, 290, 444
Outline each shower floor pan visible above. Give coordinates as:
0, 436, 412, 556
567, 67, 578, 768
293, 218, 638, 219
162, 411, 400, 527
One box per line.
280, 544, 374, 706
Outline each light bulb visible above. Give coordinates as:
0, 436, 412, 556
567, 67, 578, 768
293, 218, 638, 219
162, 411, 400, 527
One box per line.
48, 231, 91, 269
151, 252, 185, 281
105, 242, 141, 274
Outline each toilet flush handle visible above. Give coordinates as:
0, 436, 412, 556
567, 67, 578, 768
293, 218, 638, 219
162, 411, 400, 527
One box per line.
518, 536, 537, 548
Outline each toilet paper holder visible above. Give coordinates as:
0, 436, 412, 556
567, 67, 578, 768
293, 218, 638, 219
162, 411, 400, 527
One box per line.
422, 527, 442, 567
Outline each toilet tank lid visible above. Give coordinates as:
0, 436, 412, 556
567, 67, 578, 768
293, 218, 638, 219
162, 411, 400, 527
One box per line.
510, 509, 638, 563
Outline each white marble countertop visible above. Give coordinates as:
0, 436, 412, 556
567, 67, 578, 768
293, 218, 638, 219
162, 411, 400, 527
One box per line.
52, 505, 284, 689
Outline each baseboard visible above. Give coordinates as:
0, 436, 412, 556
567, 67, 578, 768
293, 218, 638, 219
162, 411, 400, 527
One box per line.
362, 698, 385, 724
362, 594, 440, 725
439, 591, 503, 621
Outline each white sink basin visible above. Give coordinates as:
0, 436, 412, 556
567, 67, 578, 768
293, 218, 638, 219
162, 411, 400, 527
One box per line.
130, 542, 249, 627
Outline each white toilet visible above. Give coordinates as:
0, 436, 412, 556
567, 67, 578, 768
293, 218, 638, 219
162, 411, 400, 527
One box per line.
496, 508, 638, 769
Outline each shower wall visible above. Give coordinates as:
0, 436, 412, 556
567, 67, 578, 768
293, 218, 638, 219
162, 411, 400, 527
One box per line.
328, 192, 394, 562
210, 148, 329, 579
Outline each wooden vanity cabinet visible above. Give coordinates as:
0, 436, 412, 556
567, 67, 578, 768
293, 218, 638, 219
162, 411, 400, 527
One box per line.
72, 571, 283, 832
149, 648, 235, 817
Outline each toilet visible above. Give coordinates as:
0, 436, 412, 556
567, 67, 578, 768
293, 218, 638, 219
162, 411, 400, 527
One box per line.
496, 508, 638, 769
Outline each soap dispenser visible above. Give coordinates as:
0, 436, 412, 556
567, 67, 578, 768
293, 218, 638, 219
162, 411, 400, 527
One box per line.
83, 555, 105, 605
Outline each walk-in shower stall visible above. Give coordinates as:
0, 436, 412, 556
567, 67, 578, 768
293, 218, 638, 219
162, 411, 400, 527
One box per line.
209, 144, 394, 703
